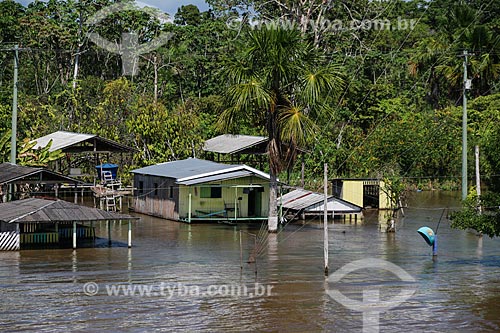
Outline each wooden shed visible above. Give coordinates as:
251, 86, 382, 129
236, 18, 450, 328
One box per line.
31, 130, 135, 179
332, 178, 394, 210
0, 163, 80, 203
0, 198, 138, 251
131, 158, 271, 222
279, 189, 363, 220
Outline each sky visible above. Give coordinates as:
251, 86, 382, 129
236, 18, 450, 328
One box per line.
14, 0, 210, 17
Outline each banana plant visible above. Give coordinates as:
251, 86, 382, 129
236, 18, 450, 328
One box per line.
0, 130, 64, 167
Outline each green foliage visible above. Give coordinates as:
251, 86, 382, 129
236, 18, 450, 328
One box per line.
219, 25, 344, 174
0, 0, 499, 193
0, 130, 64, 167
451, 192, 500, 238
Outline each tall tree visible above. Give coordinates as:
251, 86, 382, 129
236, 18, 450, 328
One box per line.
219, 25, 343, 231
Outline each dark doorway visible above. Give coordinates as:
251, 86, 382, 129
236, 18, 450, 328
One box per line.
248, 189, 262, 217
363, 185, 380, 208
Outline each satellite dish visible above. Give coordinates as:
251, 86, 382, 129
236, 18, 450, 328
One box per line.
417, 226, 435, 246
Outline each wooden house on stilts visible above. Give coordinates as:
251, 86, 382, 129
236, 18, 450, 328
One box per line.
0, 198, 138, 251
131, 158, 271, 222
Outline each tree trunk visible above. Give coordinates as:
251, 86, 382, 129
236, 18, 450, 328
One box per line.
268, 170, 278, 233
153, 55, 158, 104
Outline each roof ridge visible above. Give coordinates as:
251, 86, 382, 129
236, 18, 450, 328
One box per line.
8, 199, 59, 223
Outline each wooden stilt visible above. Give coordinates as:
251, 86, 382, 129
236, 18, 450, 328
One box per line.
188, 193, 192, 223
74, 183, 78, 204
239, 230, 243, 271
128, 220, 132, 248
234, 187, 237, 221
72, 221, 77, 249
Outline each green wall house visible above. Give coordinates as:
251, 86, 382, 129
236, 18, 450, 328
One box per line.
131, 158, 270, 222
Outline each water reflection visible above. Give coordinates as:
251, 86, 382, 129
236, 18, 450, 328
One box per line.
0, 191, 498, 332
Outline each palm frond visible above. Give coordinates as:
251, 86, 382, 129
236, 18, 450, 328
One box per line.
216, 106, 242, 133
225, 79, 272, 111
279, 105, 318, 147
300, 65, 344, 106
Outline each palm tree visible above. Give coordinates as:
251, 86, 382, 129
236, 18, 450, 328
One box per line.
218, 25, 344, 232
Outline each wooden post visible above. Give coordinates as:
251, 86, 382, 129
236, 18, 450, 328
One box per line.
72, 221, 77, 249
2, 185, 6, 203
234, 187, 237, 221
188, 193, 192, 223
239, 230, 243, 271
323, 163, 329, 276
128, 220, 132, 248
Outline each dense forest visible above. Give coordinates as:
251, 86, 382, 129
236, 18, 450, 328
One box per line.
0, 0, 499, 193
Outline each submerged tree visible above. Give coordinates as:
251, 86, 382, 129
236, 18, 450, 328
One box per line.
218, 25, 343, 232
451, 192, 500, 238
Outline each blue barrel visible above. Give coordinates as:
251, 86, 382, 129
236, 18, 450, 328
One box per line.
96, 163, 119, 180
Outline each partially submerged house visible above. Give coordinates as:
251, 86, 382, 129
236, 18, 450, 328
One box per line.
31, 130, 135, 179
0, 163, 80, 203
131, 158, 271, 222
280, 189, 363, 220
0, 198, 138, 251
332, 178, 394, 209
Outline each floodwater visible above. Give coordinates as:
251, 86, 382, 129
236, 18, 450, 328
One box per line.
1, 191, 499, 332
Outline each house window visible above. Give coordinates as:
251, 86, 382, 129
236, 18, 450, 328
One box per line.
200, 186, 222, 198
138, 181, 144, 195
154, 183, 158, 196
169, 186, 174, 199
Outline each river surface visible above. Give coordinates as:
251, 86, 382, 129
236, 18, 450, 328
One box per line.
1, 191, 499, 332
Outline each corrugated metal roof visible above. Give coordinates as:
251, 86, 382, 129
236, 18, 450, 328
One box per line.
280, 189, 325, 211
31, 130, 135, 153
131, 158, 270, 185
32, 131, 95, 151
203, 134, 268, 154
306, 200, 363, 213
131, 158, 235, 179
0, 163, 80, 185
279, 189, 362, 213
0, 198, 138, 223
178, 170, 253, 185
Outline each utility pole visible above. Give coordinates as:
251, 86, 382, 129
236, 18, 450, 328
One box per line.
323, 163, 329, 276
461, 50, 469, 201
475, 145, 482, 213
10, 44, 19, 164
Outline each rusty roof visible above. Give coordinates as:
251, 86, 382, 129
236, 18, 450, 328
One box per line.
0, 198, 138, 223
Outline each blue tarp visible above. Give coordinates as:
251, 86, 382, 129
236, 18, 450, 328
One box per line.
96, 163, 119, 180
